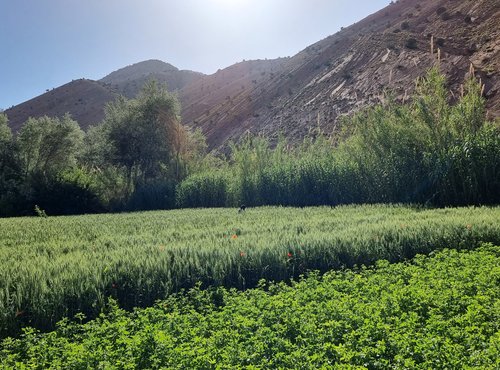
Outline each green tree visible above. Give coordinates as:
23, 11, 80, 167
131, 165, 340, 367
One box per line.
0, 113, 12, 144
103, 81, 186, 193
0, 114, 23, 216
0, 113, 14, 173
17, 114, 84, 179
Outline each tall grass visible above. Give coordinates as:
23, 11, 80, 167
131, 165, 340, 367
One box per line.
0, 205, 499, 337
176, 69, 500, 208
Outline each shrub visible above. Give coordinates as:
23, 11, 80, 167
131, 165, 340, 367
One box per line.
436, 6, 447, 15
405, 37, 418, 49
176, 172, 229, 208
29, 169, 104, 215
126, 179, 176, 211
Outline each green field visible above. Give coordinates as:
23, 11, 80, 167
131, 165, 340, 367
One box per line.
1, 245, 499, 369
1, 205, 499, 339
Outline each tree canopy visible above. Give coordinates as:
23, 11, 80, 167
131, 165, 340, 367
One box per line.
103, 81, 188, 190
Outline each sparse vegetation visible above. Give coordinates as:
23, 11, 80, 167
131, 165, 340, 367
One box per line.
405, 37, 418, 49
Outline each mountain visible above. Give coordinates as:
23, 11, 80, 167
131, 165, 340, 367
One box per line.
180, 0, 499, 148
4, 79, 118, 133
100, 59, 204, 98
5, 60, 204, 132
179, 58, 290, 147
5, 0, 499, 149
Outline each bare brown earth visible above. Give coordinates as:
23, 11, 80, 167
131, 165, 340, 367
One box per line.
5, 0, 499, 150
100, 59, 204, 99
5, 79, 118, 133
5, 61, 204, 133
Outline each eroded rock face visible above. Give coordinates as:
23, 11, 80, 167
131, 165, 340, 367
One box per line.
180, 0, 499, 150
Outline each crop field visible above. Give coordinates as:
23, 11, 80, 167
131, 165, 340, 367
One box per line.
0, 205, 499, 338
1, 245, 499, 369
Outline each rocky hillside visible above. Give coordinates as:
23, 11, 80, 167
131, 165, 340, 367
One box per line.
179, 58, 289, 147
182, 0, 499, 149
5, 0, 499, 149
100, 59, 204, 98
4, 79, 118, 133
5, 60, 204, 131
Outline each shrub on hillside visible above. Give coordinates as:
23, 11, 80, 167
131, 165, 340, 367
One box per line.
405, 37, 418, 49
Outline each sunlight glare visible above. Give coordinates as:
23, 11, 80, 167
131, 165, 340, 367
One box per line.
212, 0, 250, 9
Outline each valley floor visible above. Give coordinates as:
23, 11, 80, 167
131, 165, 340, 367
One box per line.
0, 205, 499, 368
1, 245, 498, 369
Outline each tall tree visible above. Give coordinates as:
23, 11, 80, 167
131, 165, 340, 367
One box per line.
17, 114, 84, 179
0, 113, 18, 176
103, 81, 187, 191
0, 114, 22, 216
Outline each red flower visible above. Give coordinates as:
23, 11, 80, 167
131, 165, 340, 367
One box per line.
240, 251, 246, 257
287, 252, 293, 258
231, 234, 238, 239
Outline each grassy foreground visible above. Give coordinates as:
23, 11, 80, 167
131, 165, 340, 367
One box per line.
1, 245, 499, 369
1, 205, 499, 337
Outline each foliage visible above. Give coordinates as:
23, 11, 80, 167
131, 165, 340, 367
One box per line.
103, 81, 183, 189
16, 114, 83, 179
0, 205, 498, 337
176, 171, 229, 208
28, 168, 105, 215
0, 114, 22, 217
0, 114, 12, 145
33, 205, 47, 218
2, 68, 499, 216
177, 69, 499, 208
341, 69, 500, 206
1, 245, 498, 368
126, 178, 176, 211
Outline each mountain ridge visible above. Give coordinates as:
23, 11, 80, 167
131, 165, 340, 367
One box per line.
5, 0, 499, 149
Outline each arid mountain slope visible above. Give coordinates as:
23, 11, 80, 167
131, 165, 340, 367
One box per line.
5, 0, 499, 149
100, 59, 204, 98
179, 58, 289, 146
5, 60, 204, 132
4, 79, 118, 133
182, 0, 499, 149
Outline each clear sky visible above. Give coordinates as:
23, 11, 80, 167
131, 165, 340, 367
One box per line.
0, 0, 389, 109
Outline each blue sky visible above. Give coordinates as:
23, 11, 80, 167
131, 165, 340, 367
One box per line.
0, 0, 389, 109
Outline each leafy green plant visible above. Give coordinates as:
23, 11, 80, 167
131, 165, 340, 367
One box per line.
1, 245, 498, 368
33, 205, 47, 218
0, 205, 498, 337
